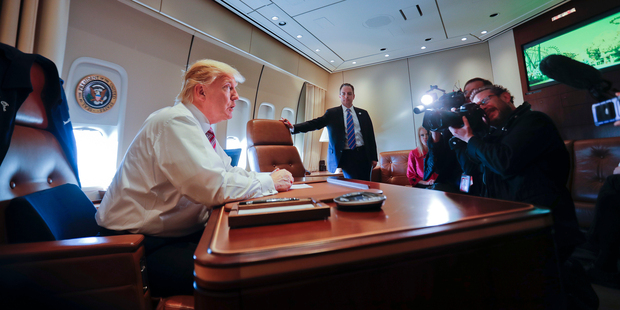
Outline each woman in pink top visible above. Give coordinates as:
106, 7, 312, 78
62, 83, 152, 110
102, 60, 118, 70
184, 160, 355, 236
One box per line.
407, 127, 438, 187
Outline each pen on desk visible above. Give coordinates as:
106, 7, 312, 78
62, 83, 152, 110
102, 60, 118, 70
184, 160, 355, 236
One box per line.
239, 197, 299, 205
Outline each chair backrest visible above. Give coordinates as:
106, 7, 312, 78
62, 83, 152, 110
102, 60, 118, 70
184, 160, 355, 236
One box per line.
0, 62, 80, 243
224, 148, 242, 167
246, 119, 307, 177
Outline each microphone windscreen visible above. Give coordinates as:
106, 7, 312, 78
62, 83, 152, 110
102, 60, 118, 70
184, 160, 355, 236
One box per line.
539, 54, 602, 90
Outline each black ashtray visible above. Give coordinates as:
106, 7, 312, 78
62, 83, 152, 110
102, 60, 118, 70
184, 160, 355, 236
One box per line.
334, 192, 386, 211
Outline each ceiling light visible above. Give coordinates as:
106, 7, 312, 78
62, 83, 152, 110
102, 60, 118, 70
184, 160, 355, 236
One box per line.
481, 31, 487, 34
490, 13, 498, 18
352, 62, 357, 64
330, 60, 334, 63
315, 49, 320, 52
278, 21, 286, 26
385, 54, 389, 57
296, 35, 302, 38
421, 46, 426, 49
461, 37, 467, 41
271, 16, 279, 20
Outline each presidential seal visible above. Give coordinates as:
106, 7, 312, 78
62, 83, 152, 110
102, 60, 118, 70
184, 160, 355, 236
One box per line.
75, 74, 117, 113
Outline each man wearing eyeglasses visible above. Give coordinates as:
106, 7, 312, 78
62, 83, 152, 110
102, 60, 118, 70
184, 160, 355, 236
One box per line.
449, 84, 583, 265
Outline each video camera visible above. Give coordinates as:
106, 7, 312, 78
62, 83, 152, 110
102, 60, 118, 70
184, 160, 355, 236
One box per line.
539, 54, 620, 126
414, 88, 488, 132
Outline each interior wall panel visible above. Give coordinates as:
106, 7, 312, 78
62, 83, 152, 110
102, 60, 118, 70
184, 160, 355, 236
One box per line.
63, 0, 192, 160
488, 30, 523, 106
342, 60, 414, 153
297, 56, 329, 90
249, 30, 301, 76
160, 0, 254, 53
255, 66, 305, 121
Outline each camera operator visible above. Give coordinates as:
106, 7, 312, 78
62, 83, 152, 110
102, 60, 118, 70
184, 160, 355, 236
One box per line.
448, 84, 584, 263
423, 78, 491, 194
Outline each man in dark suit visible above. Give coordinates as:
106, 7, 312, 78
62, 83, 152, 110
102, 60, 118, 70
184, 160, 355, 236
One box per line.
281, 83, 378, 180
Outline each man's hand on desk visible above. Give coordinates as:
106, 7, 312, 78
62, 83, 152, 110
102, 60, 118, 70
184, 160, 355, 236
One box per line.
271, 169, 294, 192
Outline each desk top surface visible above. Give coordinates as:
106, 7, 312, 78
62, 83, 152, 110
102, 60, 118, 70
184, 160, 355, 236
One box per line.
195, 180, 549, 275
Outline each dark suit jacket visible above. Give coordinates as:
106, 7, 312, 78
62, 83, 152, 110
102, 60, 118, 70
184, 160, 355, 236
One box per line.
0, 43, 80, 186
293, 106, 378, 173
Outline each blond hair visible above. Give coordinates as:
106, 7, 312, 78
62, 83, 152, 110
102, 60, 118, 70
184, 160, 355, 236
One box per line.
417, 126, 429, 154
177, 59, 245, 104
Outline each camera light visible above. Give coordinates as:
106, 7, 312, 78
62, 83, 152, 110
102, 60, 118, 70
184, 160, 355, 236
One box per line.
421, 94, 435, 105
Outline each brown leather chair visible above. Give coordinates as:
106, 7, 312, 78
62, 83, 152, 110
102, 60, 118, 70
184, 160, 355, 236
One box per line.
246, 119, 307, 177
371, 150, 411, 186
0, 60, 152, 309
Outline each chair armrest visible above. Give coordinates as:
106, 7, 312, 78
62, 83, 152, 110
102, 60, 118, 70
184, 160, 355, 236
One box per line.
371, 166, 382, 182
0, 234, 144, 264
0, 235, 151, 310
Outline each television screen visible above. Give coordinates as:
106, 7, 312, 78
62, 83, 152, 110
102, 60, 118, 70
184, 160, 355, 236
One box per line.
523, 9, 620, 90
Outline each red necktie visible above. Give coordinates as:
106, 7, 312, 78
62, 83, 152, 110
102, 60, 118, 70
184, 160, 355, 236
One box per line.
206, 128, 217, 149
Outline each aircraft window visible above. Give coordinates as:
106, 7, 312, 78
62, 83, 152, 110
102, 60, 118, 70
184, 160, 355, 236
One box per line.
73, 127, 117, 189
226, 98, 251, 169
281, 107, 295, 122
257, 103, 275, 119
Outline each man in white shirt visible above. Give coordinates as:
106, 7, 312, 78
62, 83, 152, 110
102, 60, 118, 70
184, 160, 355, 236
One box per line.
96, 59, 293, 297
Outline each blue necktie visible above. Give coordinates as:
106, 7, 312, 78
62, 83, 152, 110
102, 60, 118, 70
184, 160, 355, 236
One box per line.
346, 109, 356, 150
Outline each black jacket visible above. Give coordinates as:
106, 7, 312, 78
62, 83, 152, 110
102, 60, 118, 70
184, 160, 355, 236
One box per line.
453, 102, 583, 252
293, 106, 378, 173
0, 43, 80, 186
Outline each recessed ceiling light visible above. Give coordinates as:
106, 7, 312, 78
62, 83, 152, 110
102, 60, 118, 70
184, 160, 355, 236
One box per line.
481, 30, 487, 34
461, 37, 467, 41
296, 35, 302, 38
421, 46, 426, 49
278, 21, 286, 26
385, 54, 389, 57
352, 61, 357, 64
490, 13, 498, 18
330, 60, 334, 63
315, 49, 320, 52
271, 16, 279, 20
380, 48, 387, 51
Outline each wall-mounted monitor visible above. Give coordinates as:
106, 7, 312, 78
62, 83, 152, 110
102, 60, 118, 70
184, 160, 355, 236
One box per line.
522, 8, 620, 91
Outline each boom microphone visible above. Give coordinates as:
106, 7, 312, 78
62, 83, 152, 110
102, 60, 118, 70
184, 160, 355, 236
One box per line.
539, 54, 612, 101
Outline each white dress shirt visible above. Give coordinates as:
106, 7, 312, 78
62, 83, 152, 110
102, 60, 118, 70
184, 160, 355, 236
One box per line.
341, 105, 365, 149
96, 102, 277, 237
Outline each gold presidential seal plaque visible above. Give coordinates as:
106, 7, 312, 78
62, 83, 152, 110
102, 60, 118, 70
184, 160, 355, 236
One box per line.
75, 74, 117, 113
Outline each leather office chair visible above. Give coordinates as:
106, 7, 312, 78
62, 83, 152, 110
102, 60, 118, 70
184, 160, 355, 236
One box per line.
246, 119, 307, 177
0, 58, 152, 309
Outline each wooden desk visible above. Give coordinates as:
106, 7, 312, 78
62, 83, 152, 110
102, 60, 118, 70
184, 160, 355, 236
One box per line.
194, 180, 562, 309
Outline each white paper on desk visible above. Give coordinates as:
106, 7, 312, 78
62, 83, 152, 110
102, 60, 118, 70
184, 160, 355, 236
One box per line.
238, 204, 315, 215
326, 178, 369, 190
291, 184, 313, 189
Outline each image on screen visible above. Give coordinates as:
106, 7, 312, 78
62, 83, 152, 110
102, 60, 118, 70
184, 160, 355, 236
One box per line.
522, 9, 620, 90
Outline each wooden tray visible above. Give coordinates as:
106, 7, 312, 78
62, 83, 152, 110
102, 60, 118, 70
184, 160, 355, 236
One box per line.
228, 198, 330, 228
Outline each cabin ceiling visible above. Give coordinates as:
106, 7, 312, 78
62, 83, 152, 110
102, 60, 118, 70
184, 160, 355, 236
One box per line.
214, 0, 569, 73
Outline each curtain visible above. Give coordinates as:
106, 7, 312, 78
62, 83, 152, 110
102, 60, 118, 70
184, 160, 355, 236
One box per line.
0, 0, 70, 72
301, 82, 326, 172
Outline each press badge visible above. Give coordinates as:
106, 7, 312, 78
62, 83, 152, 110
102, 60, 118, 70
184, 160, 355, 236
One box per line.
460, 174, 472, 193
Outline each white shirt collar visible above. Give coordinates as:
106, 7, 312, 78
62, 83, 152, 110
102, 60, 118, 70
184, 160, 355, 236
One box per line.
341, 105, 356, 113
184, 103, 213, 133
